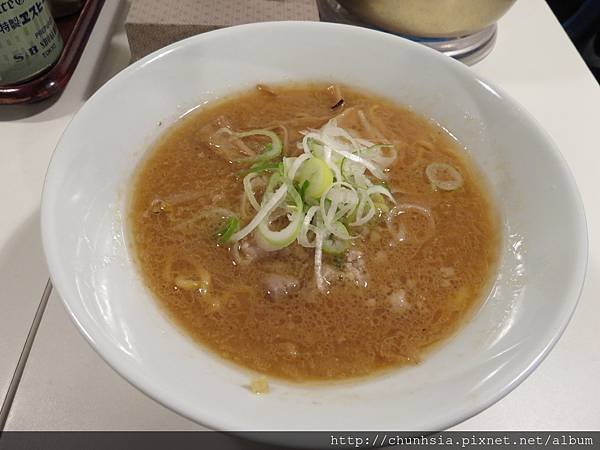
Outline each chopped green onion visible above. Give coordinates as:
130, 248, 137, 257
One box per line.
235, 129, 282, 163
265, 171, 285, 199
302, 135, 343, 182
231, 184, 287, 242
239, 160, 280, 176
320, 182, 359, 234
294, 157, 334, 200
216, 118, 400, 292
256, 182, 305, 250
366, 184, 396, 203
285, 153, 311, 180
214, 216, 240, 244
298, 180, 310, 201
314, 229, 325, 292
323, 234, 349, 255
298, 205, 319, 248
364, 144, 397, 168
425, 162, 463, 191
243, 173, 262, 211
350, 191, 375, 227
329, 145, 386, 180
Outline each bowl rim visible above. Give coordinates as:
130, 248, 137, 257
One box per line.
41, 20, 588, 432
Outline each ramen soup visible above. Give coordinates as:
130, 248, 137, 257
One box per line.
129, 83, 500, 381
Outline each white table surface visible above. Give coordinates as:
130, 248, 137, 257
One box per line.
1, 0, 599, 431
0, 0, 126, 425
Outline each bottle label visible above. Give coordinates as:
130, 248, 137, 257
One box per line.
0, 0, 64, 85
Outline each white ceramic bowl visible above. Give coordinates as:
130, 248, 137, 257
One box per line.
42, 22, 587, 432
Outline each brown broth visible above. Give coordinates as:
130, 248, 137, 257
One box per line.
129, 83, 500, 381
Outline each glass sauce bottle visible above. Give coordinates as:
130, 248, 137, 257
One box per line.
0, 0, 64, 86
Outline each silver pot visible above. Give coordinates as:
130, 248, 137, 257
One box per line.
337, 0, 517, 38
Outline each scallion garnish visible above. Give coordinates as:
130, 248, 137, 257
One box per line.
214, 216, 240, 244
219, 118, 399, 291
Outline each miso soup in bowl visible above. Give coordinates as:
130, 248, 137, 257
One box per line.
42, 22, 587, 433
